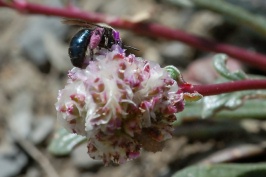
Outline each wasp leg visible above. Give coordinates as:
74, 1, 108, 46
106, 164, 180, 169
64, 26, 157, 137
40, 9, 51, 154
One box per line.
90, 49, 94, 60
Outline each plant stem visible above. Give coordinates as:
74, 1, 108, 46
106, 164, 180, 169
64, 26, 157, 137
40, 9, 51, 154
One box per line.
187, 79, 266, 96
1, 1, 266, 70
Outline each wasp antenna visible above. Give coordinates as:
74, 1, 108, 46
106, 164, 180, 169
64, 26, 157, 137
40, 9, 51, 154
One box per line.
61, 18, 70, 24
61, 18, 81, 24
123, 45, 140, 51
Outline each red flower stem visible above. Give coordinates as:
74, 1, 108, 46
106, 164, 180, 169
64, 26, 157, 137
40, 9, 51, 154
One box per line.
187, 79, 266, 96
1, 1, 266, 70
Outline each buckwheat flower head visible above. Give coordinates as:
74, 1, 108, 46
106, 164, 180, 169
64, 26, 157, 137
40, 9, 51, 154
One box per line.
55, 45, 184, 165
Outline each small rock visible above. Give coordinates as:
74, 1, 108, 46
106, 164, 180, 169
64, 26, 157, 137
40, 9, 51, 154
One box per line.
101, 0, 152, 17
71, 144, 103, 169
80, 172, 94, 177
157, 7, 185, 28
19, 16, 68, 66
43, 33, 72, 72
143, 46, 162, 64
30, 116, 55, 144
160, 42, 194, 67
82, 0, 107, 12
9, 91, 34, 139
0, 140, 28, 177
60, 166, 79, 177
241, 119, 260, 133
186, 11, 223, 38
42, 0, 64, 7
26, 166, 41, 177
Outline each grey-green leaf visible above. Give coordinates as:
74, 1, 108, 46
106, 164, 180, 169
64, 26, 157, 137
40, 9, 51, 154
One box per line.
175, 99, 266, 123
202, 92, 243, 118
202, 89, 266, 118
172, 163, 266, 177
213, 54, 247, 81
48, 128, 86, 156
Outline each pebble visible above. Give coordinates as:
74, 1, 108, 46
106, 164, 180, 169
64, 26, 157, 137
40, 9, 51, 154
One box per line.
160, 42, 194, 67
19, 16, 68, 66
26, 166, 42, 177
143, 46, 162, 64
30, 116, 55, 144
101, 0, 152, 17
186, 11, 223, 38
0, 140, 28, 177
44, 32, 72, 72
71, 144, 103, 170
9, 91, 34, 139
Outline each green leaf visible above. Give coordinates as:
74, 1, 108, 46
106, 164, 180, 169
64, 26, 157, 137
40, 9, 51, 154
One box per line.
168, 0, 266, 36
202, 92, 244, 118
164, 65, 185, 85
213, 54, 247, 81
175, 99, 266, 124
48, 128, 86, 156
172, 163, 266, 177
202, 89, 266, 118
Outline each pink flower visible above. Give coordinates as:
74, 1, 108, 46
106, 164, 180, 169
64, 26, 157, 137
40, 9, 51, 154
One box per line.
55, 45, 184, 165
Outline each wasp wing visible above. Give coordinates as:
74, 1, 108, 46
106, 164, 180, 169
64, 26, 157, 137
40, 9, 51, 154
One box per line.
62, 19, 101, 29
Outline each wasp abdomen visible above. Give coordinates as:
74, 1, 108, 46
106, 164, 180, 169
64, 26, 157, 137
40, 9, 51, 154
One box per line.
68, 29, 92, 68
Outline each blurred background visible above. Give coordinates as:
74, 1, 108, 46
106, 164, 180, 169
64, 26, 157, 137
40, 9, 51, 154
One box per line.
1, 0, 266, 177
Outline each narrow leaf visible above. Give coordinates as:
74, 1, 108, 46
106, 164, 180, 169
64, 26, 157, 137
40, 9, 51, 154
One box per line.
213, 54, 247, 81
202, 89, 266, 118
172, 163, 266, 177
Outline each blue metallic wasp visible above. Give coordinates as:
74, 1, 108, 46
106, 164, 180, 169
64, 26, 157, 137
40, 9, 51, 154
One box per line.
63, 19, 138, 68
